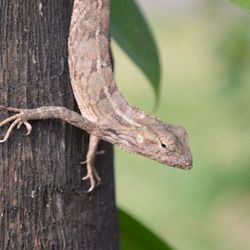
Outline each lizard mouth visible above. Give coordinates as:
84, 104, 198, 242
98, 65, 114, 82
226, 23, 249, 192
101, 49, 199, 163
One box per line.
161, 155, 193, 170
166, 161, 192, 170
176, 161, 193, 170
150, 155, 193, 169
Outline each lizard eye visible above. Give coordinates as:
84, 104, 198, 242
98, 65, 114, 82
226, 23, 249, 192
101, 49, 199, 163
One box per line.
159, 138, 176, 151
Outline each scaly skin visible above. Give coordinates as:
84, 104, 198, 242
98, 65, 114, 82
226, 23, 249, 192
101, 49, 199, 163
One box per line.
0, 0, 192, 192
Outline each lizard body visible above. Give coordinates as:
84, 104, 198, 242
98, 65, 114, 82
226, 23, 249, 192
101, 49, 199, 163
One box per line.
68, 0, 143, 127
0, 0, 192, 192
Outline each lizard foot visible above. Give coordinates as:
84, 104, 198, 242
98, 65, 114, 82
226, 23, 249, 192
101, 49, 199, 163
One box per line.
81, 161, 101, 193
0, 107, 32, 143
81, 135, 101, 192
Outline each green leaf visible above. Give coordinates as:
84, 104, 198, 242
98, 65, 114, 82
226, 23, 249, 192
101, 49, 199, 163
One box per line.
231, 0, 250, 11
118, 208, 174, 250
110, 0, 161, 101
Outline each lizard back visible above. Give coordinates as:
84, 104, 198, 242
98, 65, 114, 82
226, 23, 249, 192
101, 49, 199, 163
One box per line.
68, 0, 118, 124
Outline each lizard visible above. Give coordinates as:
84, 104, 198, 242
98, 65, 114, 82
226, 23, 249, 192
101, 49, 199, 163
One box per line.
0, 0, 192, 192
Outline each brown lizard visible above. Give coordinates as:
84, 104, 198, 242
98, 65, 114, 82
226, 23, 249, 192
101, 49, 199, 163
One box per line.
0, 0, 192, 192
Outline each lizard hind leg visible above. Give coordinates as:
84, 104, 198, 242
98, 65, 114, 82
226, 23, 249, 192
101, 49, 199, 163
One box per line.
0, 107, 32, 143
81, 135, 101, 193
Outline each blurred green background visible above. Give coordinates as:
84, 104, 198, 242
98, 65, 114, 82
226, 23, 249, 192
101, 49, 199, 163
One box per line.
112, 1, 250, 250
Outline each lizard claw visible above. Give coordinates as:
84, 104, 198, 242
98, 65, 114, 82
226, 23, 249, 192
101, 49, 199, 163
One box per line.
24, 122, 32, 135
81, 161, 101, 193
17, 121, 32, 135
0, 107, 32, 143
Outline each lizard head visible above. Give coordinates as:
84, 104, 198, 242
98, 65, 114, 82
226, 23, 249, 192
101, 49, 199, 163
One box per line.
154, 124, 193, 169
121, 122, 193, 169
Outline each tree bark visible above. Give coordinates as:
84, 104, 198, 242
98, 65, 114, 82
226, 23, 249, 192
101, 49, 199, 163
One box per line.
0, 1, 118, 249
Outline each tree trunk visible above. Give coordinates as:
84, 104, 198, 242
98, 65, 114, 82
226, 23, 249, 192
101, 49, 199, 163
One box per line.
0, 1, 118, 249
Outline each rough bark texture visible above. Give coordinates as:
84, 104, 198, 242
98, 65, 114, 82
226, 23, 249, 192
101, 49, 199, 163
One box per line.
0, 1, 118, 249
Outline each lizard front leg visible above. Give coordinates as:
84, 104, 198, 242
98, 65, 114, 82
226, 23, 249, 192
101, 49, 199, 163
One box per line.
0, 106, 103, 192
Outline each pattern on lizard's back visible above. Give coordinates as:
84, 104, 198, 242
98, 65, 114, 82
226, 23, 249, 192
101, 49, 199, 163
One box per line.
68, 0, 145, 128
69, 0, 114, 122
